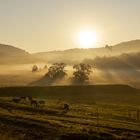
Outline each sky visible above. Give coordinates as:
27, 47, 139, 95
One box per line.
0, 0, 140, 53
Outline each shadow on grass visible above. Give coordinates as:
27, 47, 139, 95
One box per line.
29, 74, 66, 86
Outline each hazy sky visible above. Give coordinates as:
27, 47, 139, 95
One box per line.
0, 0, 140, 53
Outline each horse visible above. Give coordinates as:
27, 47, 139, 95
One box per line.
27, 96, 32, 101
30, 100, 38, 107
12, 97, 21, 103
20, 96, 27, 100
63, 104, 69, 111
38, 100, 46, 107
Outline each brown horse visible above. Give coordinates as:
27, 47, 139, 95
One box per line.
30, 100, 38, 107
38, 100, 45, 107
63, 104, 69, 111
13, 97, 21, 103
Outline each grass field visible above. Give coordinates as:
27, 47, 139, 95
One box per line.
0, 97, 140, 140
0, 85, 140, 139
0, 85, 140, 105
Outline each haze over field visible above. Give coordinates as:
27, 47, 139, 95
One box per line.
0, 1, 140, 139
0, 40, 140, 88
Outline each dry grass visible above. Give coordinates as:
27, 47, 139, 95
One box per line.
0, 97, 140, 139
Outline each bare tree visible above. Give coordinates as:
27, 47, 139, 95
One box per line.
105, 44, 112, 51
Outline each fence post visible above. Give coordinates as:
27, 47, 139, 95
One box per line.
128, 111, 131, 120
137, 109, 140, 121
96, 108, 99, 131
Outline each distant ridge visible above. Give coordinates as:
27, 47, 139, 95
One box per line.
33, 39, 140, 64
113, 39, 140, 53
0, 39, 140, 64
34, 39, 140, 54
114, 39, 140, 47
0, 43, 29, 56
0, 44, 38, 64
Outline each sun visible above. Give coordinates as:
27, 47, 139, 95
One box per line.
77, 29, 99, 48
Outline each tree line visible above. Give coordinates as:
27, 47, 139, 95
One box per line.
32, 63, 93, 84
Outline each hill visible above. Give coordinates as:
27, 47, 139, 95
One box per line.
113, 40, 140, 53
0, 85, 140, 105
0, 44, 38, 64
33, 40, 140, 64
0, 44, 29, 56
0, 40, 140, 64
83, 51, 140, 70
1, 39, 140, 64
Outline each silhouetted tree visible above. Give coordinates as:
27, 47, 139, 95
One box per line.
73, 63, 92, 84
32, 64, 38, 72
105, 44, 112, 51
45, 63, 67, 79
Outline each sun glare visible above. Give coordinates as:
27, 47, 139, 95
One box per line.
77, 29, 99, 48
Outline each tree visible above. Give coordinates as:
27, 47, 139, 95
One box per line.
32, 64, 38, 72
45, 63, 67, 79
73, 63, 92, 84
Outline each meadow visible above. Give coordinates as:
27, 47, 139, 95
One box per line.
0, 85, 140, 139
0, 64, 140, 139
0, 64, 140, 88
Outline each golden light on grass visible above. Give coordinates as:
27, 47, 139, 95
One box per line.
76, 28, 99, 48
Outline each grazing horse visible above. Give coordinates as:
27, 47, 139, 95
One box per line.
20, 96, 26, 100
13, 97, 21, 103
63, 104, 69, 111
27, 96, 32, 101
38, 100, 45, 107
30, 100, 38, 107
